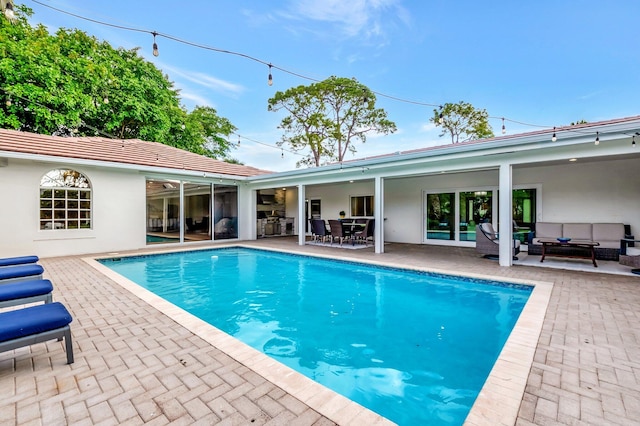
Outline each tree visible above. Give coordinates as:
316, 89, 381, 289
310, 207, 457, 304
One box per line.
268, 76, 396, 167
430, 101, 494, 143
0, 6, 237, 160
169, 106, 237, 160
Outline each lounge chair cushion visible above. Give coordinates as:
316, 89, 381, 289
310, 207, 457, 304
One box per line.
0, 302, 72, 343
0, 279, 53, 302
0, 264, 44, 281
0, 256, 39, 267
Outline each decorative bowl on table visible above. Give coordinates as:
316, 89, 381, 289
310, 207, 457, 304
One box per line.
557, 237, 571, 243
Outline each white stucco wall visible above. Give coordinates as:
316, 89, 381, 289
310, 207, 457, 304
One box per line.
0, 159, 146, 258
515, 158, 640, 226
304, 180, 374, 222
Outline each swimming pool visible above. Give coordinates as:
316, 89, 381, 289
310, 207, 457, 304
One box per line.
99, 247, 532, 425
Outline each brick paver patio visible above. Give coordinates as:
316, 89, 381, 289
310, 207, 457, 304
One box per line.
1, 238, 639, 425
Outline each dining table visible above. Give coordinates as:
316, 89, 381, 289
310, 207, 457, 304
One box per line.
340, 221, 366, 238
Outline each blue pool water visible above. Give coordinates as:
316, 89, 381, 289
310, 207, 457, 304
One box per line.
100, 247, 531, 425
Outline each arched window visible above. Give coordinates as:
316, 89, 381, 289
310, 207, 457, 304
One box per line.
40, 169, 92, 230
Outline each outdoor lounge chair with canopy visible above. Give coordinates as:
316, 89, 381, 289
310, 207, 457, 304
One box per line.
475, 223, 520, 260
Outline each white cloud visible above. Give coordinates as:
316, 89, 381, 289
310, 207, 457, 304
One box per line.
160, 63, 245, 96
282, 0, 410, 40
180, 92, 215, 108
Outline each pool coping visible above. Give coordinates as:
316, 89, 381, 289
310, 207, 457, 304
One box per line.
84, 243, 553, 425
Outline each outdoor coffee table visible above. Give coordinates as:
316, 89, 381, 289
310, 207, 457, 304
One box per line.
537, 238, 600, 267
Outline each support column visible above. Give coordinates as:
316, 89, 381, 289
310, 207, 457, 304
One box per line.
298, 184, 306, 246
374, 176, 384, 254
498, 163, 513, 266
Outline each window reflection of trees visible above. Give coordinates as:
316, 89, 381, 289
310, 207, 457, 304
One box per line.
40, 169, 91, 230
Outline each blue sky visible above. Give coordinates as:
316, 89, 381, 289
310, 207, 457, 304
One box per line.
25, 0, 640, 171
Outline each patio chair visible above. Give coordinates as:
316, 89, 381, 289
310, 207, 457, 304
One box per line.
328, 219, 350, 246
0, 264, 44, 284
475, 223, 520, 260
311, 219, 329, 243
0, 301, 74, 364
0, 255, 39, 267
354, 219, 375, 246
0, 279, 53, 308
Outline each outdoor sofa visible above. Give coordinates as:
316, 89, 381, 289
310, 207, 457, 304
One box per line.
527, 222, 633, 261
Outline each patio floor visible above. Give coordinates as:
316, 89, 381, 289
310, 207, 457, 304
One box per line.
2, 238, 640, 425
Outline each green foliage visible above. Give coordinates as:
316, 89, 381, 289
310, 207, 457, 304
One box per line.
0, 6, 237, 160
268, 76, 396, 167
430, 101, 494, 143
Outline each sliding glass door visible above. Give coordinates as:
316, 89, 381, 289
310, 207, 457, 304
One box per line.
425, 188, 535, 243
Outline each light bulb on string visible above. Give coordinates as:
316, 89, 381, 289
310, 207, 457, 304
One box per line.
152, 32, 159, 57
237, 135, 241, 146
551, 127, 557, 142
633, 135, 636, 148
501, 118, 506, 135
595, 131, 600, 145
281, 148, 284, 159
438, 106, 444, 124
5, 97, 11, 107
4, 1, 15, 22
268, 64, 273, 86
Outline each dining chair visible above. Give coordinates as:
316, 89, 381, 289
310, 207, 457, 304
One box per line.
312, 219, 329, 243
328, 220, 349, 246
354, 219, 374, 245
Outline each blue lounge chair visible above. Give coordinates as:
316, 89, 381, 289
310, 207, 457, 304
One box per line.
0, 264, 44, 284
0, 255, 39, 267
0, 279, 53, 308
0, 302, 74, 364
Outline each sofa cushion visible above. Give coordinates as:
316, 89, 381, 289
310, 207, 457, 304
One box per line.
592, 223, 625, 248
563, 223, 593, 240
534, 222, 563, 240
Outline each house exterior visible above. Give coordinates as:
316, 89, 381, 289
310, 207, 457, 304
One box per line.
1, 115, 639, 267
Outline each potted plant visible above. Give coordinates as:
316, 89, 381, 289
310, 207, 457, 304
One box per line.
339, 210, 346, 219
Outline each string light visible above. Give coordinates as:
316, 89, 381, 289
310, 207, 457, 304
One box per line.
15, 2, 640, 161
551, 127, 557, 142
2, 0, 15, 22
595, 131, 600, 145
633, 134, 637, 148
237, 134, 241, 146
27, 0, 615, 138
501, 117, 506, 134
281, 148, 284, 159
152, 32, 159, 57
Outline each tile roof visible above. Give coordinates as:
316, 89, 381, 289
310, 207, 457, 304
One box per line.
0, 129, 271, 177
